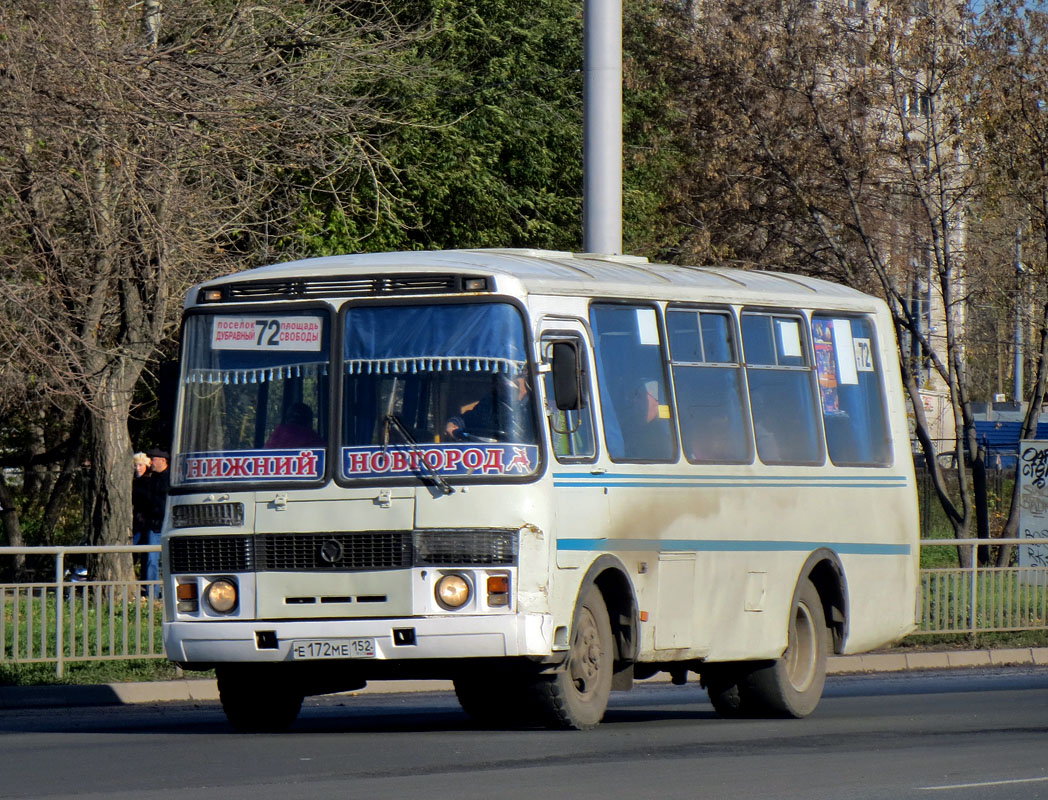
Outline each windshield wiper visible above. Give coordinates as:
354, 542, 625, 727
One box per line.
382, 413, 455, 496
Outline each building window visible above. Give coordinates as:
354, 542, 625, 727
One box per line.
903, 91, 934, 118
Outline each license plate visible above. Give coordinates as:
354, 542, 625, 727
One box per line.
290, 638, 376, 660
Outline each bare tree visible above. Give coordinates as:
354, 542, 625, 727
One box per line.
0, 0, 430, 579
638, 0, 990, 560
972, 0, 1048, 564
0, 306, 85, 579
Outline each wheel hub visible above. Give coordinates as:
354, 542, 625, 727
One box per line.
570, 608, 602, 695
786, 601, 818, 692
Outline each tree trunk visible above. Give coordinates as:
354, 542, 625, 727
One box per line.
87, 385, 136, 583
971, 446, 990, 565
0, 478, 28, 580
40, 448, 83, 546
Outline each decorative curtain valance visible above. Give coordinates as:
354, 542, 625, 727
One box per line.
185, 362, 329, 385
343, 304, 528, 374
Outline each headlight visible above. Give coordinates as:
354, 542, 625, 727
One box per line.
204, 579, 238, 613
435, 574, 471, 609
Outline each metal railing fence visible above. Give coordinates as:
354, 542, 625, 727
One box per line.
915, 538, 1048, 636
0, 546, 163, 678
2, 541, 1048, 677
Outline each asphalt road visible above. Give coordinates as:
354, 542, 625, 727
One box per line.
1, 667, 1047, 800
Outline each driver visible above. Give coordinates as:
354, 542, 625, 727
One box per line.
265, 402, 325, 448
444, 374, 532, 442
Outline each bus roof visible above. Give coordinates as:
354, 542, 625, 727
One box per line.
192, 248, 882, 309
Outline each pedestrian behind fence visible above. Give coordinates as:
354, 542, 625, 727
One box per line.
131, 452, 152, 579
143, 449, 169, 599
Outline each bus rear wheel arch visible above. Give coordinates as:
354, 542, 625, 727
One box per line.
704, 577, 832, 719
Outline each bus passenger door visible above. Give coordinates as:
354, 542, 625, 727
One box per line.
538, 322, 609, 569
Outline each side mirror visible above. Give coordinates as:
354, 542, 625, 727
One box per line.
551, 341, 582, 411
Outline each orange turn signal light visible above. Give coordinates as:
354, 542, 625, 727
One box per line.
486, 575, 509, 594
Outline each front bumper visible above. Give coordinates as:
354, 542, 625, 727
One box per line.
164, 612, 554, 664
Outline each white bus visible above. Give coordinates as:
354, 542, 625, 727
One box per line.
161, 248, 919, 731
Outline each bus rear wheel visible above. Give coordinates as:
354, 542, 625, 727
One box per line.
217, 665, 304, 733
705, 579, 828, 719
530, 585, 614, 730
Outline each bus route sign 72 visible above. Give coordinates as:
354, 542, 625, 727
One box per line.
211, 316, 324, 352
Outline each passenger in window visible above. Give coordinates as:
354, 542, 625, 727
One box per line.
751, 395, 784, 463
619, 380, 671, 459
265, 402, 325, 449
445, 374, 533, 443
686, 408, 740, 463
753, 390, 822, 464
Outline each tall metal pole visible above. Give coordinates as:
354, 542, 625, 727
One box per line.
1014, 225, 1024, 403
582, 0, 622, 255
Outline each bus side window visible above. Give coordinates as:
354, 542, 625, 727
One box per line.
542, 335, 596, 461
741, 312, 824, 466
812, 315, 892, 466
667, 308, 752, 464
590, 304, 677, 463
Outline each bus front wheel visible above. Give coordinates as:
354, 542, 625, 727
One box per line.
530, 584, 614, 730
217, 665, 304, 733
454, 671, 535, 726
706, 579, 828, 719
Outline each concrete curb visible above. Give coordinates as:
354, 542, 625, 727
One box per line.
3, 649, 1047, 710
826, 646, 1048, 673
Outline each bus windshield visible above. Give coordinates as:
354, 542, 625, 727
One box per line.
177, 311, 331, 485
341, 302, 540, 480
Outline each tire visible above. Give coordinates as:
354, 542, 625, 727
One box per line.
704, 580, 828, 719
453, 672, 536, 726
217, 665, 304, 733
704, 669, 749, 718
453, 676, 498, 723
745, 579, 828, 718
530, 585, 614, 730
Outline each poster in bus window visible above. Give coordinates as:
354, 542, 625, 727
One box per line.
1018, 439, 1048, 573
812, 320, 840, 415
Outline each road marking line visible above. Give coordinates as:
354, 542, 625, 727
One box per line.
921, 777, 1048, 791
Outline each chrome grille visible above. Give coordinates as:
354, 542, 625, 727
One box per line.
255, 532, 412, 571
171, 502, 245, 529
168, 535, 252, 574
413, 529, 518, 566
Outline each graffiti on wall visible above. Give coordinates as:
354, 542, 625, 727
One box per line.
1018, 441, 1048, 568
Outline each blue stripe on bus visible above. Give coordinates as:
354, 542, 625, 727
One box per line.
553, 472, 908, 481
553, 480, 904, 489
551, 472, 909, 490
556, 538, 911, 556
